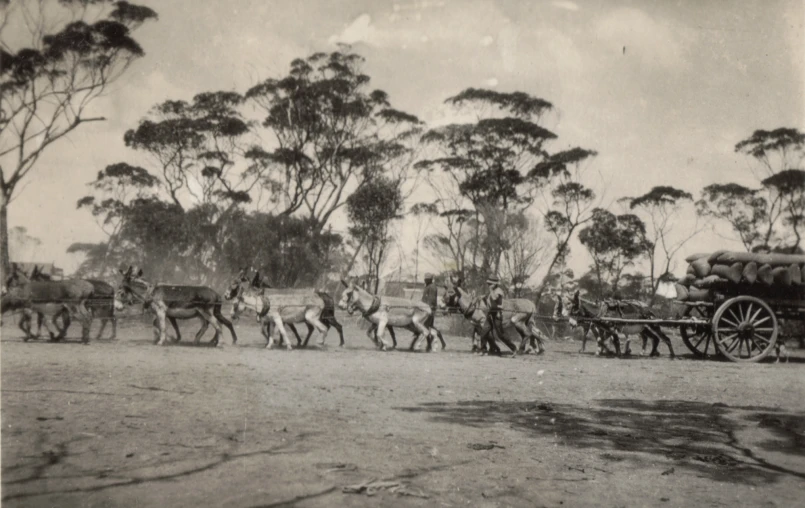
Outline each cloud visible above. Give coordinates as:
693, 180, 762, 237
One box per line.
328, 13, 376, 45
552, 1, 579, 11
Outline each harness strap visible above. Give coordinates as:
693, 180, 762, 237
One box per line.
363, 295, 381, 317
258, 293, 271, 318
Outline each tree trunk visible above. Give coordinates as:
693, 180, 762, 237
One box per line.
0, 195, 9, 283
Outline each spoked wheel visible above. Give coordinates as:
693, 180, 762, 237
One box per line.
680, 305, 717, 358
712, 296, 778, 363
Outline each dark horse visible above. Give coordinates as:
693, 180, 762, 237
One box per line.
22, 265, 118, 340
564, 290, 675, 358
2, 264, 95, 342
117, 266, 237, 347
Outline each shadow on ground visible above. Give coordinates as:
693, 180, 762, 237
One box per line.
397, 398, 805, 484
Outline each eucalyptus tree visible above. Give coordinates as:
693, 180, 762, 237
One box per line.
245, 47, 422, 232
0, 0, 158, 276
416, 88, 557, 279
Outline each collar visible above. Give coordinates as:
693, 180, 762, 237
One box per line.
363, 295, 381, 317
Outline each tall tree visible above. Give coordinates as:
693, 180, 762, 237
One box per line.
733, 127, 805, 252
123, 91, 254, 210
530, 147, 599, 304
578, 208, 650, 297
346, 176, 403, 293
696, 183, 773, 251
416, 88, 557, 277
0, 0, 158, 278
500, 213, 551, 297
245, 47, 421, 230
624, 186, 700, 300
71, 162, 159, 277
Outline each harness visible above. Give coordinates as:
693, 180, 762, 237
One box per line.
363, 295, 381, 317
125, 279, 156, 307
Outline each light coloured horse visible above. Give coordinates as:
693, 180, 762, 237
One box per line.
225, 271, 345, 347
337, 278, 444, 351
440, 283, 546, 356
228, 280, 333, 350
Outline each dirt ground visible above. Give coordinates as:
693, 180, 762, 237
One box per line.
2, 312, 804, 508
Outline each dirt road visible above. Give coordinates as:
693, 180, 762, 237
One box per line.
2, 316, 804, 507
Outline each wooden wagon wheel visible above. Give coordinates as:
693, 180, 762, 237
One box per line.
712, 296, 778, 363
679, 305, 717, 358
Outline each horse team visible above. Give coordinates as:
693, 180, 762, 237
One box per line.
2, 263, 678, 358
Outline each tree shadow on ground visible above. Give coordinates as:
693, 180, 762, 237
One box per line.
1, 431, 316, 503
397, 398, 805, 485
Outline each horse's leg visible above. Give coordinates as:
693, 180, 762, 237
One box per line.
653, 328, 675, 358
196, 308, 223, 347
152, 316, 160, 344
387, 326, 398, 349
109, 317, 117, 340
273, 316, 292, 350
54, 308, 71, 341
528, 319, 547, 354
365, 323, 379, 347
313, 311, 330, 346
328, 317, 345, 347
35, 311, 45, 338
212, 304, 237, 345
74, 301, 92, 344
155, 306, 169, 346
512, 319, 531, 355
433, 327, 447, 350
304, 309, 329, 346
287, 323, 304, 347
95, 318, 107, 340
18, 310, 32, 340
170, 316, 186, 343
375, 318, 389, 351
193, 312, 210, 344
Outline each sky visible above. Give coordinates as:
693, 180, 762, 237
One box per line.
3, 0, 804, 283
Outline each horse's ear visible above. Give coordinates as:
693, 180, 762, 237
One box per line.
340, 278, 348, 287
251, 272, 260, 287
136, 268, 143, 278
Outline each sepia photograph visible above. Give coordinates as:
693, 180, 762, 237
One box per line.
1, 0, 803, 506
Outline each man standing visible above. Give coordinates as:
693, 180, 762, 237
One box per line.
421, 273, 438, 330
483, 275, 506, 345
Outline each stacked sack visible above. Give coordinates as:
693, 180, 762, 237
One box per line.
675, 250, 805, 302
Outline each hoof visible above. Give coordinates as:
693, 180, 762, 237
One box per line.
537, 349, 546, 355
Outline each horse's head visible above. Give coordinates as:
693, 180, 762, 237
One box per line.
441, 282, 462, 312
338, 278, 362, 314
30, 265, 52, 281
5, 263, 29, 289
224, 270, 250, 301
117, 265, 147, 304
231, 286, 266, 322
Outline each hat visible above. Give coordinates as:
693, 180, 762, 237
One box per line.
424, 273, 433, 280
486, 276, 500, 285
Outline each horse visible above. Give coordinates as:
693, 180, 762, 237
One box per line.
23, 265, 119, 340
337, 278, 445, 352
2, 264, 95, 342
225, 270, 345, 347
117, 266, 237, 347
440, 282, 546, 356
227, 275, 336, 350
563, 290, 675, 358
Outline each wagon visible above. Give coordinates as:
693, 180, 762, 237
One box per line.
673, 250, 805, 362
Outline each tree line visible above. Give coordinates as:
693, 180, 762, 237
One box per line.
2, 1, 804, 301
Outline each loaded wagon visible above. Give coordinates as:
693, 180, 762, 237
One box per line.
672, 250, 803, 362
